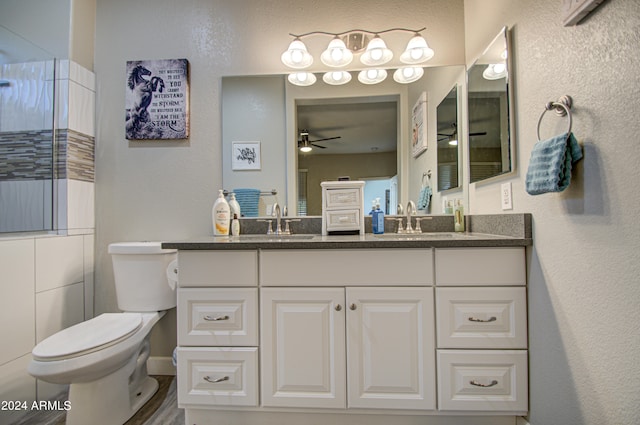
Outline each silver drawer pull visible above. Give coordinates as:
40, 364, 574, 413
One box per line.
468, 316, 497, 323
204, 375, 230, 383
470, 379, 498, 387
204, 315, 230, 321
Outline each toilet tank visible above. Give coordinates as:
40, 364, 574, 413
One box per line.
108, 242, 177, 312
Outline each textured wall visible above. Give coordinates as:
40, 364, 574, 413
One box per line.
464, 1, 640, 424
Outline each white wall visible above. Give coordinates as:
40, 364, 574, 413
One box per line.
464, 1, 640, 424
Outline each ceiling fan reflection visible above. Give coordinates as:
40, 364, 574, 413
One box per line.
298, 129, 342, 152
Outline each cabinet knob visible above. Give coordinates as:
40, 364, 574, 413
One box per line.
349, 303, 357, 310
335, 304, 342, 311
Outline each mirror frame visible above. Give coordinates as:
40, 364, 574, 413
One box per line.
466, 26, 516, 184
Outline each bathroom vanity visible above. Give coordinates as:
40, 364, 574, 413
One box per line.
164, 214, 531, 425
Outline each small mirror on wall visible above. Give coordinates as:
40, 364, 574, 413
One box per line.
467, 26, 514, 183
436, 85, 459, 191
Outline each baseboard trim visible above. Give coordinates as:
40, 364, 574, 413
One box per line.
516, 417, 531, 425
147, 356, 176, 376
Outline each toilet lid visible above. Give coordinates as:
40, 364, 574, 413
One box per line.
32, 313, 143, 361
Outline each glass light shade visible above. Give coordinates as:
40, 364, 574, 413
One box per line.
448, 139, 458, 146
482, 63, 507, 80
281, 39, 313, 69
299, 144, 313, 152
393, 66, 424, 84
288, 72, 317, 86
400, 34, 434, 64
323, 70, 352, 85
360, 36, 393, 66
357, 68, 388, 85
321, 37, 353, 67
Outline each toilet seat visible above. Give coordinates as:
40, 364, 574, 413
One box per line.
32, 313, 143, 361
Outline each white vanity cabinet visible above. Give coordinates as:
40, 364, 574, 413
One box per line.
260, 286, 435, 410
174, 243, 529, 423
176, 251, 259, 407
435, 247, 528, 413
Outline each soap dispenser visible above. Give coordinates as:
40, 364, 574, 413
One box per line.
372, 198, 385, 234
453, 199, 465, 232
212, 190, 230, 236
228, 192, 241, 218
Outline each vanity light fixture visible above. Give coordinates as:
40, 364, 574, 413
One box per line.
323, 70, 352, 85
400, 33, 435, 64
482, 63, 507, 80
360, 35, 393, 66
321, 37, 354, 67
393, 66, 424, 84
281, 38, 314, 69
288, 72, 317, 86
282, 27, 434, 86
358, 68, 388, 85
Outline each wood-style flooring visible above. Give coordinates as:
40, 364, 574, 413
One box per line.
10, 376, 184, 425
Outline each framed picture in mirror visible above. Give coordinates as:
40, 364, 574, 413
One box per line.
411, 91, 428, 158
232, 141, 261, 170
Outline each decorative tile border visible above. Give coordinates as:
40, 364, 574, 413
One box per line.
0, 129, 94, 182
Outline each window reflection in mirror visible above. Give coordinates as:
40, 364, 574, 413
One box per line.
436, 86, 458, 191
467, 27, 513, 183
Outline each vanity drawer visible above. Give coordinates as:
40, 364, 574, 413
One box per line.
178, 250, 258, 287
325, 188, 361, 209
435, 247, 525, 286
260, 249, 433, 286
178, 288, 258, 346
438, 349, 528, 412
436, 287, 527, 349
177, 347, 258, 407
325, 208, 361, 231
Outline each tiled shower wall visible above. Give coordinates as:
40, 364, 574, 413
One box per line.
0, 60, 95, 424
0, 59, 95, 233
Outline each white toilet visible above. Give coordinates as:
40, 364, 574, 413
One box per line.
28, 242, 178, 425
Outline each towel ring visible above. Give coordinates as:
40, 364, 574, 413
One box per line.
537, 95, 572, 141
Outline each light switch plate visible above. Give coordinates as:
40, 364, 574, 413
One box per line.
562, 0, 606, 26
501, 182, 513, 210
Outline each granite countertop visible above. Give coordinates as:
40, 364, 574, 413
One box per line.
163, 213, 532, 250
162, 231, 531, 251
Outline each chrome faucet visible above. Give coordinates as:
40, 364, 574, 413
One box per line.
272, 202, 282, 234
406, 200, 417, 233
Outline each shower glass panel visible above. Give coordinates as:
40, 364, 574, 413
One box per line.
0, 25, 57, 233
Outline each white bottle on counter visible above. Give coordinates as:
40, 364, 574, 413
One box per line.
212, 190, 230, 236
228, 192, 241, 218
231, 214, 240, 236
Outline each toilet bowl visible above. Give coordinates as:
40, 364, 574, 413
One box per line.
28, 242, 177, 425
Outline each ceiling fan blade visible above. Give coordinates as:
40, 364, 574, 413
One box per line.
469, 131, 487, 137
311, 143, 327, 149
309, 136, 341, 143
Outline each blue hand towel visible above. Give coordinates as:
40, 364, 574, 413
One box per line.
417, 186, 432, 210
233, 188, 261, 217
525, 132, 582, 195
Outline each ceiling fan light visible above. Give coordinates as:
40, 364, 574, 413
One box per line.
299, 145, 313, 152
482, 63, 507, 80
393, 66, 424, 84
321, 37, 353, 67
400, 34, 434, 64
360, 35, 393, 66
288, 72, 317, 86
358, 68, 387, 84
448, 139, 458, 146
323, 70, 352, 85
281, 39, 313, 69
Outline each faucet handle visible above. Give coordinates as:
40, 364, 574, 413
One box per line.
414, 217, 424, 233
386, 217, 405, 234
257, 219, 274, 234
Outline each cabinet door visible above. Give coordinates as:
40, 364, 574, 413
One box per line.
346, 287, 436, 410
260, 288, 346, 408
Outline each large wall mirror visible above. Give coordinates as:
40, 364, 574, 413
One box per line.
222, 65, 465, 217
467, 26, 514, 183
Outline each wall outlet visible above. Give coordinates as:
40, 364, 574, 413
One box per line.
501, 182, 513, 210
562, 0, 606, 26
